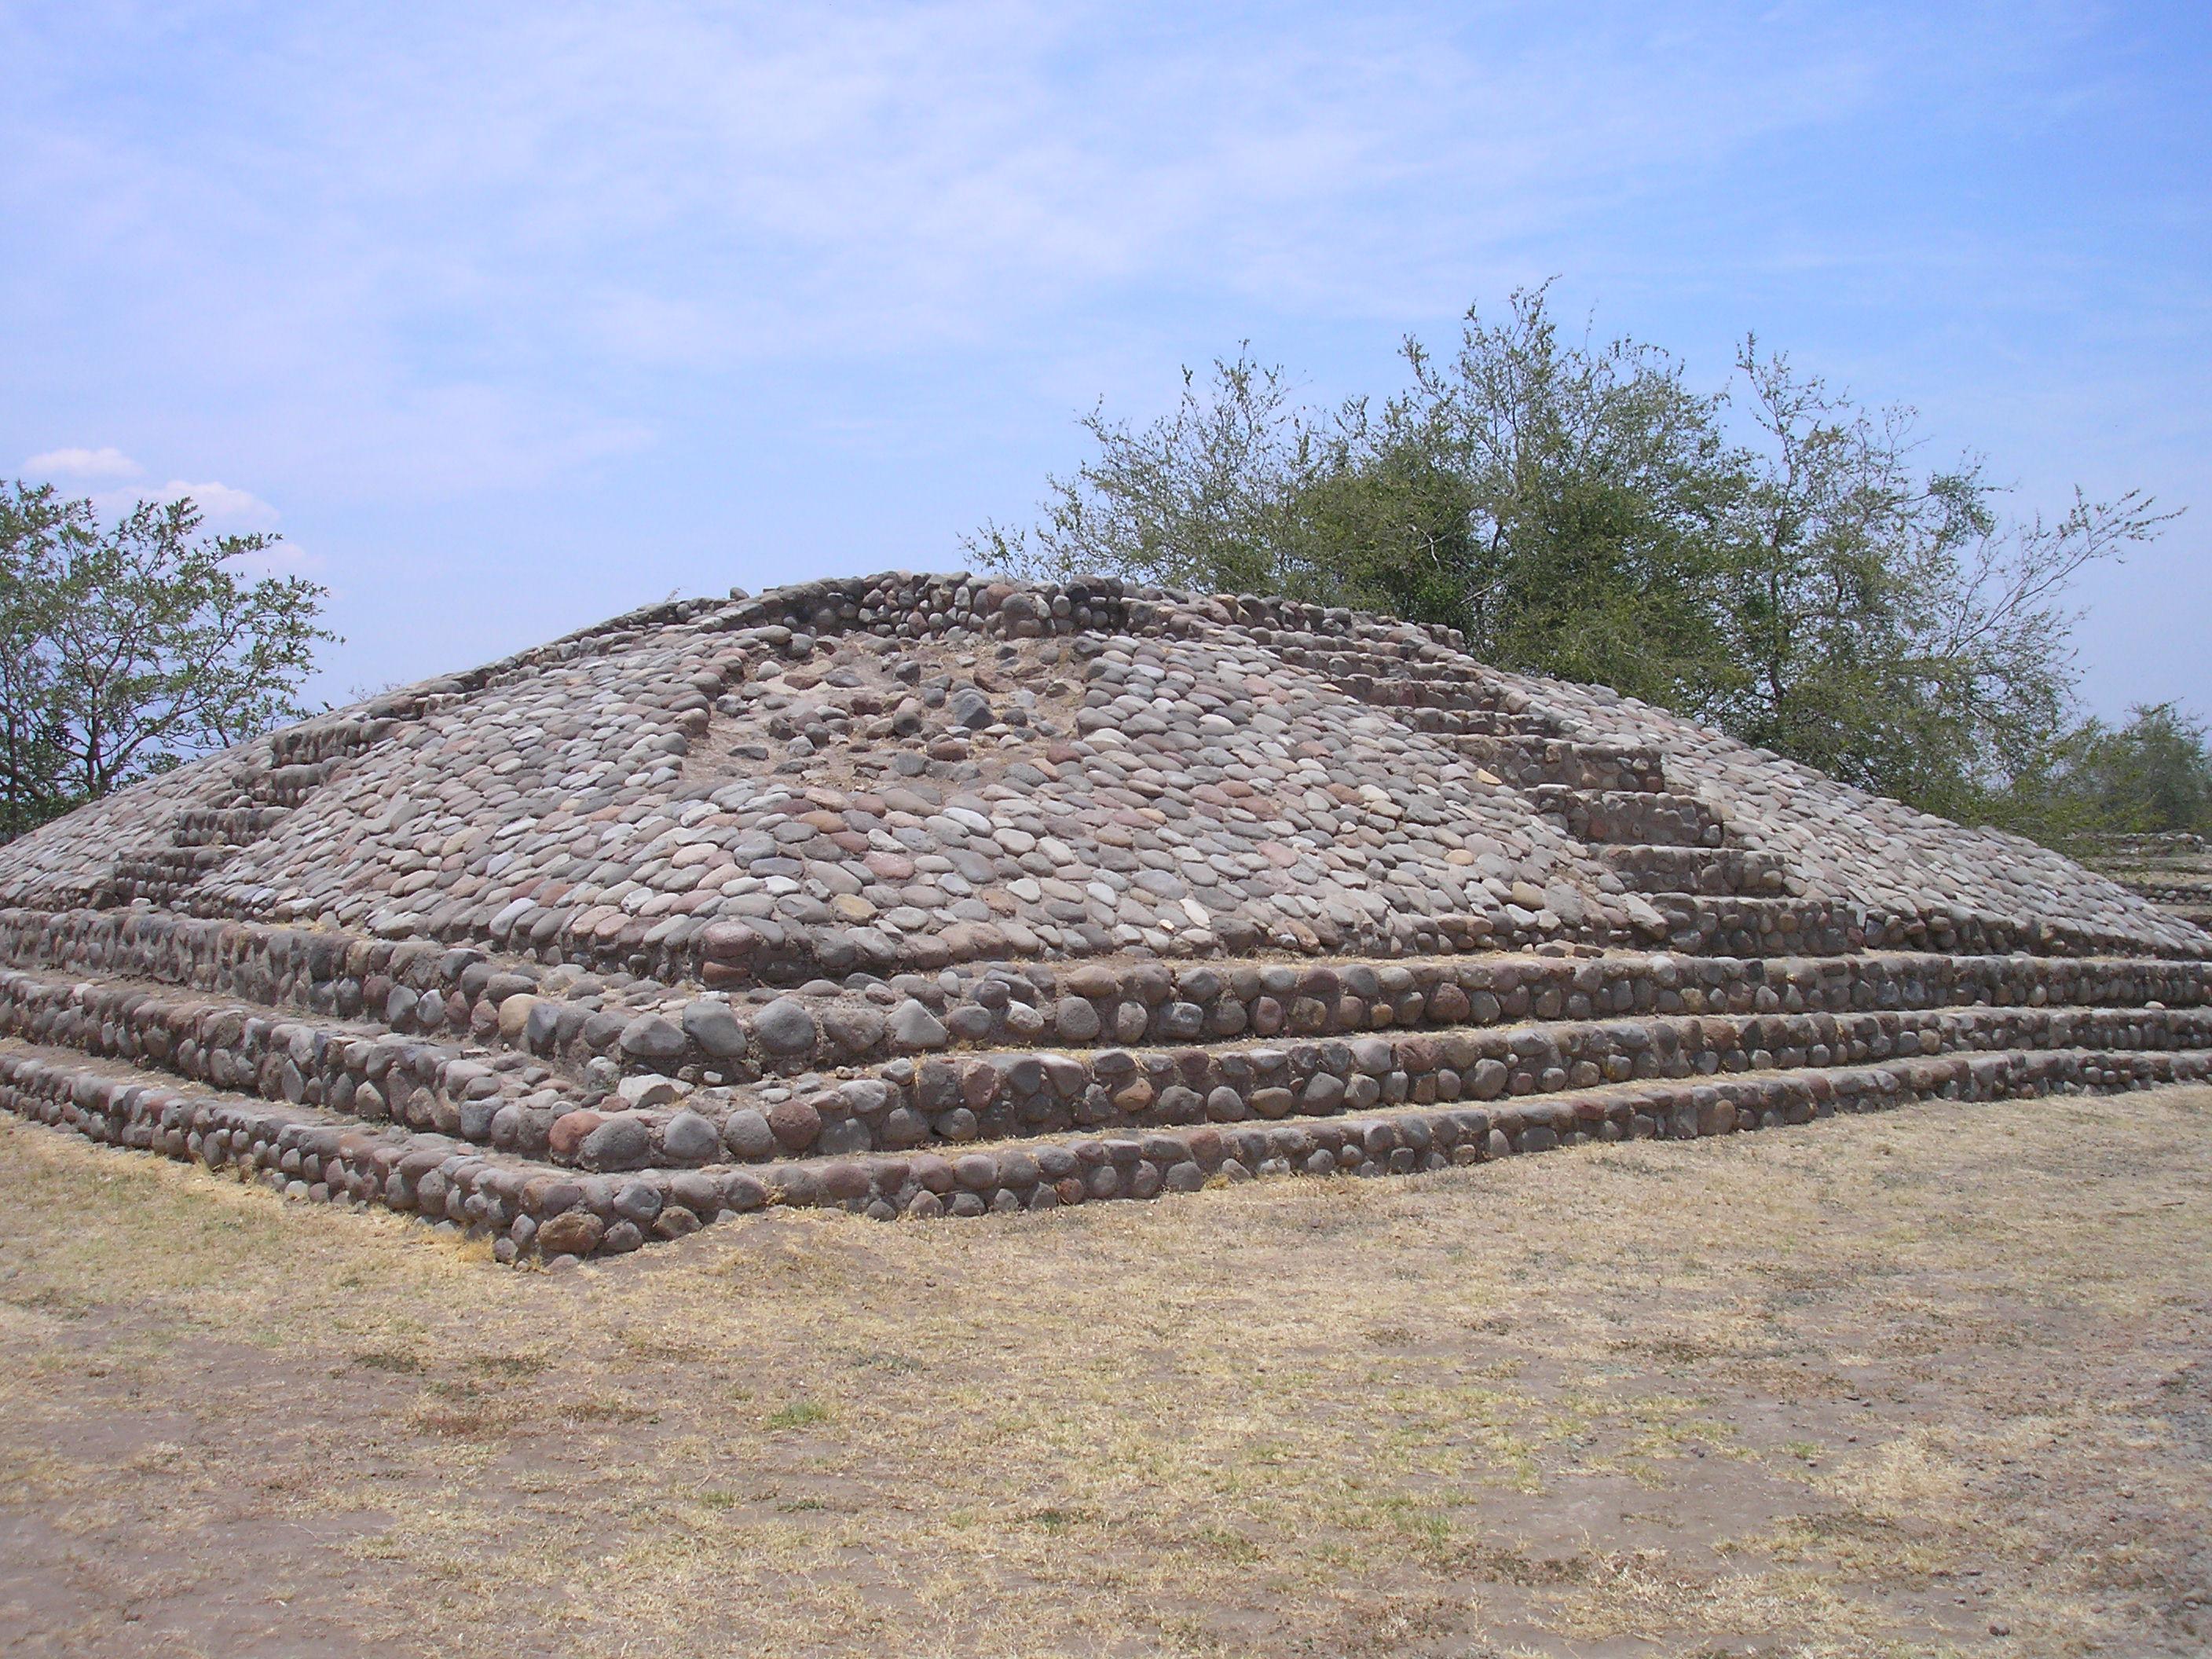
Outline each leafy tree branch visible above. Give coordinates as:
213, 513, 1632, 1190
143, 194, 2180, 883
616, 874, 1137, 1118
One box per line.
0, 482, 335, 839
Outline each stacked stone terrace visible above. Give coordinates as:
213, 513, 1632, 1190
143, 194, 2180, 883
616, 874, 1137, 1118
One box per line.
2075, 833, 2212, 933
0, 572, 2206, 1264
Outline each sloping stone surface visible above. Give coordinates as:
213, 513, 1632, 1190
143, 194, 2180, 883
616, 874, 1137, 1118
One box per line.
0, 571, 2204, 1263
2, 573, 2199, 962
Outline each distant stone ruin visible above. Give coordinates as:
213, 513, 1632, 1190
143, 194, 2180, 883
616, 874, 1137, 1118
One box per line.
0, 573, 2205, 1263
2075, 833, 2212, 934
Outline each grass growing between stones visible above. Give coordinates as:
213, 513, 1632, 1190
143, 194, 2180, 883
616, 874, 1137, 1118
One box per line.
2, 1088, 2210, 1658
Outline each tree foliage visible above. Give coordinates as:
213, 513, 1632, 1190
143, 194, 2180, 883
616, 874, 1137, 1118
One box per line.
2023, 704, 2212, 839
1711, 346, 2174, 819
0, 481, 335, 839
968, 294, 1739, 713
967, 286, 2182, 830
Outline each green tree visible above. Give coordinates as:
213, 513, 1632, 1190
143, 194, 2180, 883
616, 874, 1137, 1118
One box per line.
965, 351, 1325, 599
1323, 291, 1740, 711
1712, 345, 2175, 815
970, 289, 2181, 826
0, 484, 79, 837
966, 287, 1743, 712
2028, 704, 2212, 837
0, 481, 335, 839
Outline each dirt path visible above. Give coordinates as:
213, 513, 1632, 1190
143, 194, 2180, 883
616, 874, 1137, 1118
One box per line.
2, 1087, 2208, 1657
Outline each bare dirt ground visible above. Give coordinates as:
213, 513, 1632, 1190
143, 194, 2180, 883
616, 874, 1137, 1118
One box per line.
2, 1087, 2208, 1659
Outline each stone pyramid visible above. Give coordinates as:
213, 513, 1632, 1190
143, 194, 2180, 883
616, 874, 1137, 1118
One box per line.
1, 572, 2204, 1262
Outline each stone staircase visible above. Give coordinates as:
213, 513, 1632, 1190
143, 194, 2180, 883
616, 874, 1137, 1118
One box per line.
1313, 642, 1793, 911
107, 806, 294, 906
14, 949, 2212, 1169
5, 950, 2209, 1258
102, 712, 398, 906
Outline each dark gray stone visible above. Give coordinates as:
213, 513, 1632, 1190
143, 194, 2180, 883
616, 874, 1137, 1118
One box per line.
661, 1109, 721, 1164
753, 998, 817, 1056
619, 1015, 687, 1063
581, 1114, 652, 1170
889, 998, 950, 1050
613, 1178, 663, 1223
721, 1108, 776, 1159
680, 1000, 749, 1058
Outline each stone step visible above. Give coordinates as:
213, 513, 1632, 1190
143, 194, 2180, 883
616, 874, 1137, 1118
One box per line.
0, 963, 583, 1138
657, 998, 2212, 1166
1333, 675, 1544, 717
6, 1031, 2208, 1265
1276, 646, 1497, 685
264, 712, 394, 769
1650, 896, 1855, 956
247, 756, 351, 808
105, 846, 234, 903
1599, 844, 1791, 897
1345, 660, 1495, 685
233, 714, 395, 809
10, 911, 2212, 1088
0, 1041, 683, 1264
0, 970, 699, 1177
1397, 705, 1559, 738
1530, 787, 1727, 848
106, 802, 296, 904
172, 805, 291, 848
353, 995, 2212, 1171
14, 939, 2212, 1178
1648, 897, 2064, 959
871, 1043, 2204, 1208
1453, 734, 1669, 793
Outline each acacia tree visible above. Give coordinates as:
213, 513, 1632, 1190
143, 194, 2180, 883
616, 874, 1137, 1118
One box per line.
969, 288, 1746, 713
965, 353, 1326, 599
969, 290, 2182, 827
1324, 291, 1740, 712
0, 482, 335, 838
0, 485, 76, 836
1712, 343, 2177, 814
2027, 704, 2212, 837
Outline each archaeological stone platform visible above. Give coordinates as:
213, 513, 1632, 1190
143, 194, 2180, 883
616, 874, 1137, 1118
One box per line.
2078, 833, 2212, 935
0, 573, 2206, 1264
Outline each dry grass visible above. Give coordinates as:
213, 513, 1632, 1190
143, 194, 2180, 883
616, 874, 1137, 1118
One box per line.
2, 1087, 2210, 1657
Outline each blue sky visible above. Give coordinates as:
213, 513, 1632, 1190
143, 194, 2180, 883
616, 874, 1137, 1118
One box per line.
4, 2, 2206, 719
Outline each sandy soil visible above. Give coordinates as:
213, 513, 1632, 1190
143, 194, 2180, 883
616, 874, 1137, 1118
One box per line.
2, 1086, 2208, 1657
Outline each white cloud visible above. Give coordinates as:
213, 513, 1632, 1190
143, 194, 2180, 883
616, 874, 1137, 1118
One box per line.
66, 475, 321, 573
23, 445, 140, 480
0, 0, 2090, 525
17, 447, 313, 566
20, 446, 284, 534
2, 1, 2200, 718
0, 3, 1916, 387
151, 480, 281, 531
81, 478, 285, 536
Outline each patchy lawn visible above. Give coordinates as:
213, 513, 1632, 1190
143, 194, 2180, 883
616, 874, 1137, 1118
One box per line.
2, 1086, 2208, 1658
